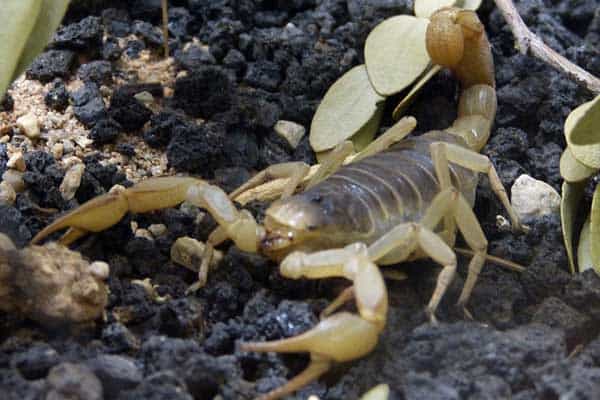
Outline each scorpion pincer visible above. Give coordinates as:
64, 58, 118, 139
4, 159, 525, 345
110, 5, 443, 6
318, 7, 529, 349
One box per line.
32, 8, 526, 400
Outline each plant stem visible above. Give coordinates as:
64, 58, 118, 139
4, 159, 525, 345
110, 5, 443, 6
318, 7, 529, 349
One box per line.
494, 0, 600, 94
161, 0, 169, 58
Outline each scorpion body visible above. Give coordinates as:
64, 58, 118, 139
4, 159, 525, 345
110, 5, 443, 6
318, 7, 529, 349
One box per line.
31, 8, 525, 400
262, 131, 479, 262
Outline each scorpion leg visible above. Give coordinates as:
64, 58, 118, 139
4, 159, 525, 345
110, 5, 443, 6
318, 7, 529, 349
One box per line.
353, 116, 417, 162
305, 140, 354, 189
228, 161, 310, 200
242, 243, 386, 400
439, 142, 528, 233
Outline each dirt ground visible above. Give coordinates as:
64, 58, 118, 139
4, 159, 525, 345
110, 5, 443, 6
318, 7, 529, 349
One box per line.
1, 0, 600, 399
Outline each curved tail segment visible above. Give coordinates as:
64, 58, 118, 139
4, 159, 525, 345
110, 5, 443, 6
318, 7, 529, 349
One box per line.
427, 8, 497, 152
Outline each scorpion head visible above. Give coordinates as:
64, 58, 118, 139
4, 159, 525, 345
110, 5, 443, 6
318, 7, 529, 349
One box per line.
260, 195, 337, 261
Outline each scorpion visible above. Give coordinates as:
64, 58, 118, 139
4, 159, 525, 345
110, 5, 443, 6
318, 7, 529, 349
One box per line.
32, 8, 526, 400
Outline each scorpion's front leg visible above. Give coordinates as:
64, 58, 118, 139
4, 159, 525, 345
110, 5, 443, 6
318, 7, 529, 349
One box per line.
241, 243, 387, 400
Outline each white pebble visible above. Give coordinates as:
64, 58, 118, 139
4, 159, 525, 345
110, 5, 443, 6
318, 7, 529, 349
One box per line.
274, 120, 306, 149
2, 169, 25, 192
0, 181, 16, 205
7, 152, 25, 172
16, 113, 40, 139
148, 224, 167, 237
510, 174, 561, 220
59, 163, 85, 201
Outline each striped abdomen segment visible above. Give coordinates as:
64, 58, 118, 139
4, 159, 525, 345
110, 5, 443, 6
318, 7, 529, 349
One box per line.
300, 132, 477, 243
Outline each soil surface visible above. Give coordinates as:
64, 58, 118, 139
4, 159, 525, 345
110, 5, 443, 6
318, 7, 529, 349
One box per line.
1, 0, 600, 399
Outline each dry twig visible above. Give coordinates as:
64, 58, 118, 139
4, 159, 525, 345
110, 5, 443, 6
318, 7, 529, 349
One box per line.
161, 0, 169, 57
494, 0, 600, 93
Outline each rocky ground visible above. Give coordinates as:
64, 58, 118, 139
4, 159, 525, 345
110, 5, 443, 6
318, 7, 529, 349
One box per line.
1, 0, 600, 399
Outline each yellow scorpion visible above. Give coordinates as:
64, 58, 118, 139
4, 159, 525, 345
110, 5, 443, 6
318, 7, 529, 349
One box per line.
33, 8, 526, 400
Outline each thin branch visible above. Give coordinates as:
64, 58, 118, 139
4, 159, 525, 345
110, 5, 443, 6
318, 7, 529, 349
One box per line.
161, 0, 170, 58
494, 0, 600, 94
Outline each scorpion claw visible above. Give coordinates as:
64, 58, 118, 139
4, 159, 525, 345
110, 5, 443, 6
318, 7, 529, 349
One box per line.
241, 312, 381, 400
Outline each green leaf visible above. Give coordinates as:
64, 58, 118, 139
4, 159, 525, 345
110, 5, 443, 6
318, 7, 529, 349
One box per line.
565, 95, 600, 169
577, 217, 594, 273
559, 147, 597, 183
590, 184, 600, 273
0, 0, 43, 98
310, 65, 386, 153
364, 15, 431, 97
12, 0, 71, 81
392, 64, 442, 120
414, 0, 456, 18
561, 181, 586, 274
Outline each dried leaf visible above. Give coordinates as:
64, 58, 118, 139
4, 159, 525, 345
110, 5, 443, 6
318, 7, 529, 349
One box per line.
590, 184, 600, 273
364, 15, 430, 97
0, 0, 43, 98
392, 65, 442, 120
561, 181, 586, 274
565, 95, 600, 169
559, 147, 597, 183
310, 65, 385, 153
414, 0, 456, 18
577, 218, 595, 273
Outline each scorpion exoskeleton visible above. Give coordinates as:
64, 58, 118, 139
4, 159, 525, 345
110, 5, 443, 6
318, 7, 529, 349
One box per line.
32, 8, 526, 400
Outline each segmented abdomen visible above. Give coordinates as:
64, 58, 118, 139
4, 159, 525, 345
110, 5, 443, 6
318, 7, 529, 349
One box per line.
301, 131, 478, 243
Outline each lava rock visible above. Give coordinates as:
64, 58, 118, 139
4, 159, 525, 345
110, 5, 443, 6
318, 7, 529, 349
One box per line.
52, 16, 103, 53
115, 143, 136, 157
125, 39, 146, 58
128, 0, 163, 21
90, 118, 122, 145
0, 205, 32, 247
168, 7, 194, 39
166, 122, 225, 176
108, 88, 153, 132
87, 355, 143, 398
140, 336, 202, 375
222, 49, 246, 78
78, 61, 113, 85
103, 37, 123, 61
158, 298, 203, 337
133, 20, 164, 47
119, 370, 193, 400
11, 343, 59, 380
182, 353, 241, 399
143, 111, 187, 148
46, 363, 103, 400
244, 61, 282, 91
101, 322, 140, 354
102, 8, 131, 37
532, 297, 592, 348
44, 79, 70, 112
174, 44, 216, 71
26, 50, 76, 83
173, 66, 233, 118
70, 83, 107, 127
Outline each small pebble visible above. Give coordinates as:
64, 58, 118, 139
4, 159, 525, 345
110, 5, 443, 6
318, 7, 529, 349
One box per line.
135, 228, 154, 241
274, 120, 306, 149
511, 174, 561, 220
0, 135, 10, 143
63, 140, 75, 154
7, 152, 26, 172
60, 162, 85, 200
89, 261, 110, 280
0, 181, 16, 205
52, 143, 65, 159
16, 113, 40, 139
148, 224, 167, 237
2, 169, 25, 192
134, 91, 154, 104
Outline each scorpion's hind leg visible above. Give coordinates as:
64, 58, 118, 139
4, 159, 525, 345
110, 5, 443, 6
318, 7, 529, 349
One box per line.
228, 161, 311, 200
242, 244, 387, 400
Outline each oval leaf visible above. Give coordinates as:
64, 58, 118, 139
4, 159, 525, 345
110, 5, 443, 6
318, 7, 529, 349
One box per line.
414, 0, 456, 18
561, 181, 586, 274
365, 15, 431, 97
566, 95, 600, 169
577, 217, 595, 272
310, 65, 385, 153
392, 64, 442, 120
13, 0, 71, 81
590, 184, 600, 273
560, 147, 597, 183
0, 0, 43, 98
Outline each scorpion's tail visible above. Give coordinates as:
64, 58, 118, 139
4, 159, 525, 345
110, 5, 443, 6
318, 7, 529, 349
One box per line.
427, 7, 497, 152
